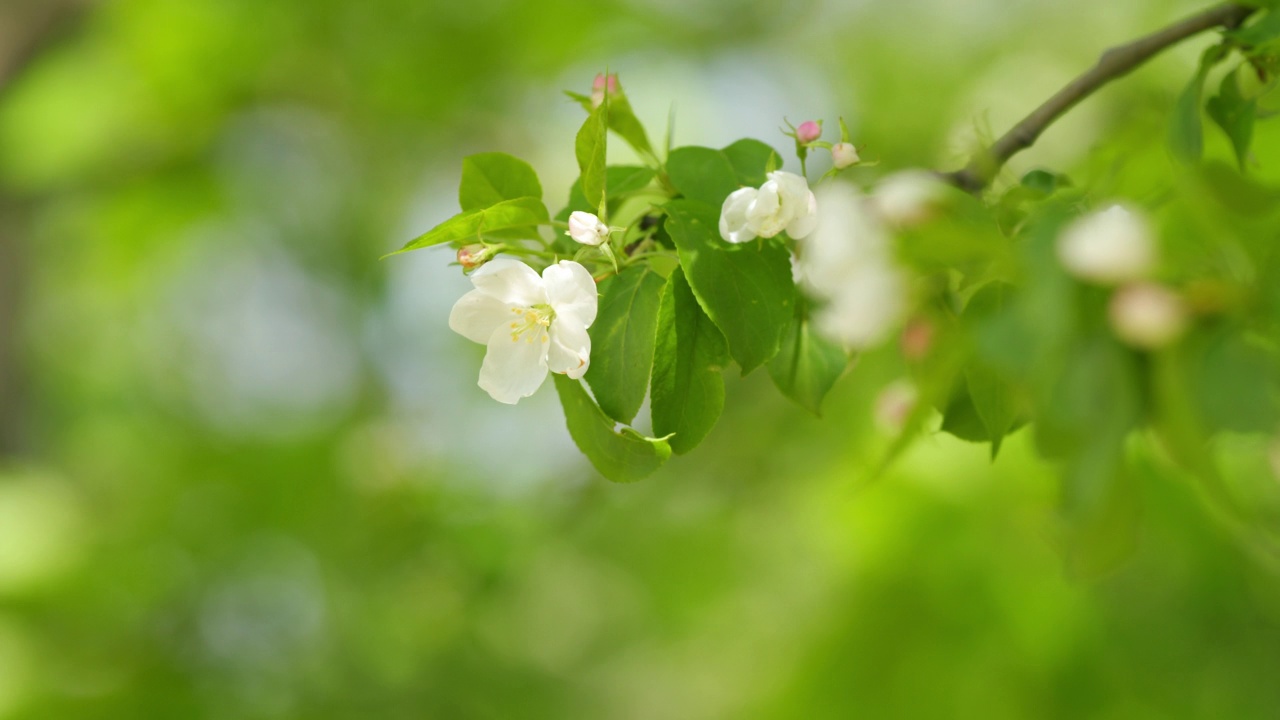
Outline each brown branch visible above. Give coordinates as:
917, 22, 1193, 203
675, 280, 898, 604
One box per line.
942, 2, 1258, 193
0, 0, 91, 91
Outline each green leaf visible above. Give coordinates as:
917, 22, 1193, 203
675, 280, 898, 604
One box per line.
1185, 327, 1280, 434
961, 282, 1022, 458
941, 389, 991, 442
1169, 45, 1228, 163
585, 264, 667, 424
553, 375, 671, 483
664, 200, 795, 373
651, 268, 729, 454
721, 139, 781, 188
767, 300, 850, 416
392, 197, 549, 255
1229, 8, 1280, 45
576, 102, 609, 212
606, 92, 656, 160
555, 166, 656, 221
1206, 68, 1257, 170
665, 146, 740, 206
458, 152, 543, 211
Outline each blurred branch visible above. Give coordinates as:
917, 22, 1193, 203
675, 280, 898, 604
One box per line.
0, 0, 91, 457
942, 2, 1258, 193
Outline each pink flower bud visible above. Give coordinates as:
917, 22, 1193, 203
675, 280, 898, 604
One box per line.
831, 142, 860, 169
456, 244, 491, 271
900, 318, 935, 361
796, 120, 821, 144
591, 73, 620, 108
1108, 283, 1188, 349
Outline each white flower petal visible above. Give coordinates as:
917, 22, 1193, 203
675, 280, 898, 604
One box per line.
469, 257, 547, 306
799, 183, 891, 299
785, 190, 819, 239
747, 184, 785, 237
448, 289, 514, 345
567, 211, 608, 246
543, 260, 598, 327
1056, 204, 1155, 284
719, 187, 759, 244
815, 264, 907, 350
547, 321, 591, 379
478, 324, 550, 404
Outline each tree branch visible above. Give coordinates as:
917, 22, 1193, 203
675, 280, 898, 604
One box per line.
942, 2, 1258, 193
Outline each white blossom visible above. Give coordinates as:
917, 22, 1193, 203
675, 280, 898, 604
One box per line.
717, 171, 817, 243
566, 211, 610, 246
1057, 204, 1155, 284
831, 142, 860, 170
798, 183, 909, 350
1108, 283, 1188, 349
870, 170, 945, 227
448, 257, 598, 404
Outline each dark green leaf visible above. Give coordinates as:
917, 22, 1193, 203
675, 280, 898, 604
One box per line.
392, 197, 549, 255
665, 146, 740, 206
767, 301, 850, 416
664, 200, 795, 373
553, 375, 671, 483
721, 138, 781, 188
1169, 45, 1228, 163
458, 152, 542, 211
961, 282, 1022, 458
1206, 68, 1257, 170
585, 264, 667, 424
1229, 8, 1280, 46
651, 268, 729, 454
555, 166, 656, 221
576, 102, 609, 212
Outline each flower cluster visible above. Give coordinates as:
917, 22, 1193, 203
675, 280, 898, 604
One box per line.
718, 171, 819, 244
449, 258, 598, 404
1056, 204, 1187, 350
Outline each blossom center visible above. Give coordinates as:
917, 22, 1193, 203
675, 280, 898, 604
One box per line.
508, 303, 555, 344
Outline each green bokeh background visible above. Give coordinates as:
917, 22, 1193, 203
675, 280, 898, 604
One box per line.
2, 0, 1280, 717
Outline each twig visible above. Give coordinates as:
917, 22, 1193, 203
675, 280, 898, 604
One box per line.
942, 2, 1258, 193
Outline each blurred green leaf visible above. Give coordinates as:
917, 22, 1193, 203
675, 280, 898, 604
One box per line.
651, 268, 729, 454
585, 264, 667, 424
393, 197, 549, 254
767, 300, 850, 416
1206, 68, 1257, 170
458, 152, 543, 210
664, 200, 794, 373
553, 375, 671, 483
1229, 8, 1280, 46
665, 146, 740, 206
576, 101, 609, 212
961, 282, 1022, 458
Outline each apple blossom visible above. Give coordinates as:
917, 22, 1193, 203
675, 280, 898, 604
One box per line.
796, 120, 821, 144
1057, 204, 1155, 284
449, 257, 598, 405
718, 171, 818, 244
1108, 283, 1188, 349
870, 170, 946, 227
798, 183, 909, 349
831, 142, 860, 169
567, 210, 610, 246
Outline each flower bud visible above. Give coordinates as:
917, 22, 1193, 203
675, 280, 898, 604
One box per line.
456, 244, 491, 271
1108, 283, 1188, 349
874, 380, 918, 434
1057, 204, 1155, 284
566, 211, 610, 246
796, 120, 821, 144
900, 318, 935, 361
591, 73, 620, 108
831, 142, 860, 169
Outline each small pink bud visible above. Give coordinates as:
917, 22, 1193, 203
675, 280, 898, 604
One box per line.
456, 244, 490, 271
591, 73, 620, 108
900, 318, 935, 361
1108, 283, 1188, 349
796, 120, 821, 144
831, 142, 860, 169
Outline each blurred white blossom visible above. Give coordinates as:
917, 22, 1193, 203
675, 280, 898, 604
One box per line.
1108, 283, 1187, 349
1057, 204, 1155, 284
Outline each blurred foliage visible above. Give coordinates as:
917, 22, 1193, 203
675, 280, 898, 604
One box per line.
2, 0, 1280, 718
